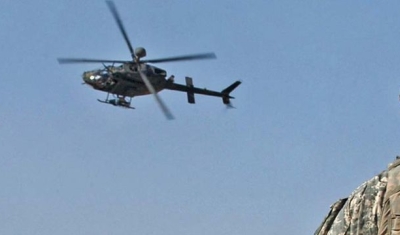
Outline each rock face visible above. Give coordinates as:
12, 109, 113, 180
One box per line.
315, 157, 400, 235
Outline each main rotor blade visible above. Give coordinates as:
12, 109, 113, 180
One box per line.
57, 58, 129, 64
141, 52, 216, 64
106, 0, 135, 60
138, 65, 174, 120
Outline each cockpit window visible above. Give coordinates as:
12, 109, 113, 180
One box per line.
89, 69, 110, 81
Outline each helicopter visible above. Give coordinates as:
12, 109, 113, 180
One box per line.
58, 1, 241, 120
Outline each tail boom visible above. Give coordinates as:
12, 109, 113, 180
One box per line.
165, 78, 241, 105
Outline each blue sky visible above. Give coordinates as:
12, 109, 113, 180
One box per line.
1, 0, 400, 234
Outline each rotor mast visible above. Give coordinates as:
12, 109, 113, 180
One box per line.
106, 0, 173, 119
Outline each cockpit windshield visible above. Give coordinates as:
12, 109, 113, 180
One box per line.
83, 68, 116, 88
87, 69, 110, 82
90, 69, 110, 80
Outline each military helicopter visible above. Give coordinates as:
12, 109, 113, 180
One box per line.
58, 1, 241, 120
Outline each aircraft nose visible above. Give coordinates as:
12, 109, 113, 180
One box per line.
82, 72, 92, 83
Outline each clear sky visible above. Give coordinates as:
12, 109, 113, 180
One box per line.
1, 0, 400, 234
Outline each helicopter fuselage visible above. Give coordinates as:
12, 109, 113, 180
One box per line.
82, 63, 168, 97
58, 1, 240, 118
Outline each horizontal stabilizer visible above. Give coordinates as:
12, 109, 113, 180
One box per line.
185, 77, 195, 104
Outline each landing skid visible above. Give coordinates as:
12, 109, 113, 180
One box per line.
97, 94, 135, 109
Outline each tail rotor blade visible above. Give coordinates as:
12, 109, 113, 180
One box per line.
138, 65, 174, 120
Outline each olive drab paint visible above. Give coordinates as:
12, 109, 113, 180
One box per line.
315, 157, 400, 235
